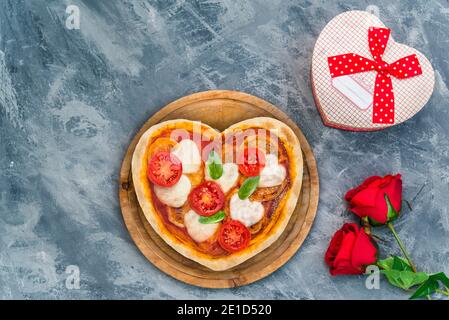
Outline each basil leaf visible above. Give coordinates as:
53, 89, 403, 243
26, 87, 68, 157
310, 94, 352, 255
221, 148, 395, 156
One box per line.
207, 150, 223, 180
198, 210, 226, 224
238, 176, 260, 200
410, 272, 449, 299
381, 270, 428, 290
377, 256, 412, 272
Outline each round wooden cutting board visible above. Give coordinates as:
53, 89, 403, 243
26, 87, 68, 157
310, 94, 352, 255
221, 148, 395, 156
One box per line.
119, 90, 319, 288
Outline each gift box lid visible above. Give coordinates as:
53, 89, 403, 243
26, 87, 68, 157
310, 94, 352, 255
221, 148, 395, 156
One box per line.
311, 10, 435, 131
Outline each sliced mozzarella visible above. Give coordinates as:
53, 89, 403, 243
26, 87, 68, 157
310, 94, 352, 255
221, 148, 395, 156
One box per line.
230, 194, 264, 227
154, 175, 191, 207
184, 210, 219, 242
205, 163, 239, 193
259, 154, 286, 188
172, 139, 201, 174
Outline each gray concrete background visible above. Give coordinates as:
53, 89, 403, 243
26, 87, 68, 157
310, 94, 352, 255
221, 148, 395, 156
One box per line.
1, 0, 449, 299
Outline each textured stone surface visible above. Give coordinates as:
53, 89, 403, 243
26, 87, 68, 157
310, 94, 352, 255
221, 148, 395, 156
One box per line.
1, 0, 448, 299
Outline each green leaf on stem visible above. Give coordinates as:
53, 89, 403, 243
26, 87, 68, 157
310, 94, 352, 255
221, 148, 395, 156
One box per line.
392, 256, 413, 272
378, 255, 426, 290
431, 272, 449, 287
381, 270, 428, 290
410, 272, 449, 300
377, 256, 413, 272
410, 272, 449, 299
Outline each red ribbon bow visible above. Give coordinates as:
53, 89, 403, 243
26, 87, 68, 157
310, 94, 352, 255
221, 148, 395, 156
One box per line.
328, 27, 422, 124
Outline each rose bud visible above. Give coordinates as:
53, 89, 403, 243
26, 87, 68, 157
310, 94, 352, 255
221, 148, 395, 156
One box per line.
344, 174, 402, 226
325, 223, 378, 276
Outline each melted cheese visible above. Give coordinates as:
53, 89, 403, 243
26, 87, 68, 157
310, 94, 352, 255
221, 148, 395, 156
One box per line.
184, 210, 219, 242
230, 194, 264, 227
259, 154, 286, 188
154, 175, 191, 207
205, 163, 239, 193
172, 139, 202, 174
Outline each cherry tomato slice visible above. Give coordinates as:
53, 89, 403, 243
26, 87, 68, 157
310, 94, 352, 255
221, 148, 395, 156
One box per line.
218, 220, 251, 252
188, 181, 225, 216
147, 151, 182, 187
238, 147, 266, 177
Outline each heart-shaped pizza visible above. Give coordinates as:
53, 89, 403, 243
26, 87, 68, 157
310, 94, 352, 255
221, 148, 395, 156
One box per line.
132, 117, 303, 271
312, 10, 435, 131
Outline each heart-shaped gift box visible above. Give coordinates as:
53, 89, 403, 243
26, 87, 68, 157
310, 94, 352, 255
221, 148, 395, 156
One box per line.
311, 10, 435, 131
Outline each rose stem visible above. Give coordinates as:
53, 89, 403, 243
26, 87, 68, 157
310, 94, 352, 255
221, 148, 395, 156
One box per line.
387, 222, 417, 273
371, 234, 387, 243
436, 289, 449, 298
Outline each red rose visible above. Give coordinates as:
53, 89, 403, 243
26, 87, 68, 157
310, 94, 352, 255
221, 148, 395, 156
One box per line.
345, 174, 402, 225
325, 223, 378, 276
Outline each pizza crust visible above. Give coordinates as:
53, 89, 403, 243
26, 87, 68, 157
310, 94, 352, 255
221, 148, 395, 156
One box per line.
132, 117, 303, 271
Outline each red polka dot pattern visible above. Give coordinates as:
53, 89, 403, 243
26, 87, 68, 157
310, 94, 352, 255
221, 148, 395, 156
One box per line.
327, 27, 423, 124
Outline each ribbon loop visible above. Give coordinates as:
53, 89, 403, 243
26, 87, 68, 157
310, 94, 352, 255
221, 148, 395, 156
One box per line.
327, 27, 423, 124
388, 54, 422, 79
328, 53, 376, 77
368, 27, 391, 60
